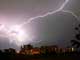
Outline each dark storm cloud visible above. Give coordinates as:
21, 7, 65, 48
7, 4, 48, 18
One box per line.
0, 0, 65, 16
27, 11, 79, 47
0, 0, 65, 25
0, 0, 65, 49
0, 37, 18, 50
63, 0, 80, 17
0, 0, 79, 50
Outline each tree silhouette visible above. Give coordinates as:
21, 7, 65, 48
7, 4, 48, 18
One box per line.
71, 24, 80, 48
21, 44, 33, 50
71, 40, 80, 48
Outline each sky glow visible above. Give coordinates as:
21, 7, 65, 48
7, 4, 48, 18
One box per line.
0, 0, 79, 48
0, 0, 70, 46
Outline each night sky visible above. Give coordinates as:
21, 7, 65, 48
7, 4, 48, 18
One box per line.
0, 0, 80, 50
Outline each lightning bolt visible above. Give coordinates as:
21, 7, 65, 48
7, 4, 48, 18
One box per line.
19, 0, 69, 27
61, 10, 78, 20
1, 0, 79, 46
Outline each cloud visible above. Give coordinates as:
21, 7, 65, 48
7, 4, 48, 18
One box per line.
0, 36, 18, 50
27, 11, 79, 47
63, 0, 80, 17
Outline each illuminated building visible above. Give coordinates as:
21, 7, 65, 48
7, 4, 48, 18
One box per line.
31, 48, 40, 55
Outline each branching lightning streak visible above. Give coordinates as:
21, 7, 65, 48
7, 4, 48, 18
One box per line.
61, 10, 78, 20
1, 0, 79, 46
19, 0, 69, 27
11, 0, 69, 45
61, 10, 79, 27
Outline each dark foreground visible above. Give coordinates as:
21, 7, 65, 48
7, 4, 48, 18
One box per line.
0, 54, 80, 60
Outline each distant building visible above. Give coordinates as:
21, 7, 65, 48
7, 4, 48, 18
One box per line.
20, 44, 76, 55
40, 45, 58, 54
58, 47, 76, 53
31, 47, 40, 55
20, 44, 33, 55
